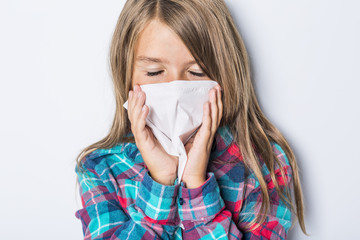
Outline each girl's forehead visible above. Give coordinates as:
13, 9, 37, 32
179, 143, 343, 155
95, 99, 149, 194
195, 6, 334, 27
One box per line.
135, 55, 198, 67
134, 20, 195, 66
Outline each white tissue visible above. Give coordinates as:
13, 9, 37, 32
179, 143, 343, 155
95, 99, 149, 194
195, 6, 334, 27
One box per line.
123, 80, 219, 184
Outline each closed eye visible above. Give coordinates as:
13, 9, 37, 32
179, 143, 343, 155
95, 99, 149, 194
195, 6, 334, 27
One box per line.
146, 70, 164, 77
190, 71, 206, 77
146, 71, 206, 77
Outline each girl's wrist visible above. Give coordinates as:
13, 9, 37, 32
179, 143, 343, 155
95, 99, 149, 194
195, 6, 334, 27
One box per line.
182, 174, 206, 189
149, 171, 177, 186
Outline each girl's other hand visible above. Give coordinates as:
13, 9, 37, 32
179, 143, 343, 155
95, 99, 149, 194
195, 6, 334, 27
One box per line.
127, 84, 178, 185
182, 84, 223, 188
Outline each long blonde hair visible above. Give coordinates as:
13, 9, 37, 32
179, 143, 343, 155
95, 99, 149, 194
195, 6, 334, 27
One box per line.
75, 0, 308, 235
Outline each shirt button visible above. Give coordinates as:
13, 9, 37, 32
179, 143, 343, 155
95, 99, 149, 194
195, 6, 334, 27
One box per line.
179, 197, 184, 205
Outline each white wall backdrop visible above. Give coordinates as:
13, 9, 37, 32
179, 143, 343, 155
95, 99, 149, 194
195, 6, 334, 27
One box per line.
0, 0, 358, 239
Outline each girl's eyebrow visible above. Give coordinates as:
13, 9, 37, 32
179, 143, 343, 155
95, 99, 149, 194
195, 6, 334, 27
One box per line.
136, 55, 197, 65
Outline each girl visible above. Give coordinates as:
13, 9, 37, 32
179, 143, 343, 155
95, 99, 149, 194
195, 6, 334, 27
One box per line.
75, 0, 308, 239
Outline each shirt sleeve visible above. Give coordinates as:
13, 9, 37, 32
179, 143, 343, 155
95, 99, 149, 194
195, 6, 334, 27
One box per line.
177, 145, 293, 240
75, 155, 181, 240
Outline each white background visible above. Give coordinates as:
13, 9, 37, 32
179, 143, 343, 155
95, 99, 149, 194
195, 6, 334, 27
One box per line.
0, 0, 359, 239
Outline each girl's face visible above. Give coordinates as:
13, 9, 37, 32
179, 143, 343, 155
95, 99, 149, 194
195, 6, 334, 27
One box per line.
132, 19, 211, 88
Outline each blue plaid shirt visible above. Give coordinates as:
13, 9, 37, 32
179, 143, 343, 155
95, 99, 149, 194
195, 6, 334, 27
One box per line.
75, 124, 293, 239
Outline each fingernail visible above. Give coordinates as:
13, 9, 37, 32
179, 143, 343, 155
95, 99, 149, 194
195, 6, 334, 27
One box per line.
137, 91, 142, 98
129, 91, 133, 98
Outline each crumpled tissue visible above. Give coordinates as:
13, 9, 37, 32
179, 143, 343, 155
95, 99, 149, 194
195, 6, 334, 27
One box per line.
123, 80, 219, 184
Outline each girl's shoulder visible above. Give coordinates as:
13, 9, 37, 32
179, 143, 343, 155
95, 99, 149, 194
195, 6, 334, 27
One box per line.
212, 139, 292, 188
253, 141, 293, 189
270, 142, 291, 167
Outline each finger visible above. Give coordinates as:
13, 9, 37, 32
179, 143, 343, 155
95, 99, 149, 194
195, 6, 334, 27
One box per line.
131, 84, 140, 111
209, 88, 218, 134
128, 85, 139, 117
129, 85, 142, 133
201, 101, 212, 142
134, 88, 146, 132
138, 104, 148, 132
216, 85, 223, 126
127, 90, 134, 122
133, 89, 143, 118
131, 85, 142, 118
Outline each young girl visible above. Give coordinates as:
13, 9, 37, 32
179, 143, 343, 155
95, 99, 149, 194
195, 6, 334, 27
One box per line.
75, 0, 308, 239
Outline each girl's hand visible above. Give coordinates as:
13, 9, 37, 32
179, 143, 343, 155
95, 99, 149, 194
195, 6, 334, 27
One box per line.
127, 84, 178, 185
182, 84, 223, 189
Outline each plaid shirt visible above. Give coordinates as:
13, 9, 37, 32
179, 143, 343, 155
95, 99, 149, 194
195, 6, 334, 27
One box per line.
75, 125, 293, 239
